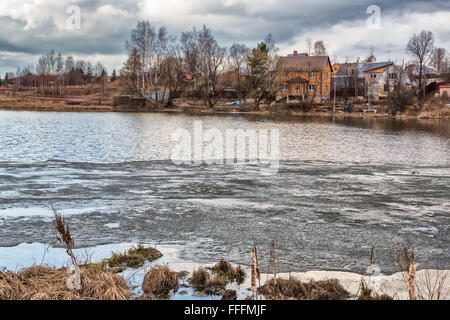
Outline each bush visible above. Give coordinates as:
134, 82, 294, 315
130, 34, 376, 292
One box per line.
142, 265, 178, 297
258, 277, 349, 300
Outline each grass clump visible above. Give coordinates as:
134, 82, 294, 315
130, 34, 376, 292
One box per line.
142, 265, 178, 298
95, 244, 162, 273
258, 277, 349, 300
208, 259, 247, 285
221, 289, 237, 300
357, 280, 393, 300
0, 265, 132, 300
189, 267, 226, 295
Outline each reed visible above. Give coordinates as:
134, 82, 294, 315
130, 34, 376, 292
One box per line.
52, 207, 77, 266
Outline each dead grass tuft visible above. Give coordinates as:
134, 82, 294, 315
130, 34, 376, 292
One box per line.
208, 259, 247, 285
258, 277, 349, 300
142, 265, 178, 298
357, 279, 393, 300
94, 244, 162, 273
0, 265, 132, 300
189, 267, 226, 295
221, 289, 237, 300
190, 267, 210, 292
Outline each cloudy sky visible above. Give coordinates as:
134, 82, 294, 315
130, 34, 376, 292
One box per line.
0, 0, 449, 75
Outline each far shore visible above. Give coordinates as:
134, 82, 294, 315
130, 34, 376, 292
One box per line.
1, 86, 449, 120
2, 103, 450, 121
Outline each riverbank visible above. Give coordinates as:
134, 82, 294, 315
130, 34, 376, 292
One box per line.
1, 87, 449, 119
1, 243, 448, 300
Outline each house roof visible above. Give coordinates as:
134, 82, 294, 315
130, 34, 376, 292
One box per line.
334, 61, 393, 76
278, 56, 333, 72
407, 64, 438, 75
359, 62, 393, 72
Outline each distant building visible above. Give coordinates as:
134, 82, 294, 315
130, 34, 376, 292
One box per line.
331, 61, 412, 101
276, 51, 333, 103
439, 85, 450, 98
406, 64, 439, 86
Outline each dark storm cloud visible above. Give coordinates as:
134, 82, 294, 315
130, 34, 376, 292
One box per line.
192, 0, 450, 44
0, 0, 448, 74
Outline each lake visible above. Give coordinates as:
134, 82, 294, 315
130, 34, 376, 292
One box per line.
0, 110, 449, 273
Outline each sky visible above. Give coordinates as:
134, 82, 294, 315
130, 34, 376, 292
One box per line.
0, 0, 449, 76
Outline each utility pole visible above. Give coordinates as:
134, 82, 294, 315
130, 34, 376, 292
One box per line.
355, 57, 360, 101
333, 74, 336, 113
387, 50, 391, 62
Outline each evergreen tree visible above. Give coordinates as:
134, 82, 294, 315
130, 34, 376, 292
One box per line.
4, 73, 10, 85
111, 69, 117, 82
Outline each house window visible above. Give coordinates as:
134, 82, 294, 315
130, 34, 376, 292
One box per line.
325, 72, 328, 80
325, 85, 329, 91
281, 72, 288, 79
281, 84, 288, 91
308, 84, 315, 91
371, 74, 377, 79
384, 84, 390, 92
309, 72, 316, 79
295, 84, 300, 91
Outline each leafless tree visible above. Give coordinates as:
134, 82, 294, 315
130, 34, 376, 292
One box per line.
306, 38, 312, 56
228, 43, 250, 91
123, 21, 181, 107
313, 40, 327, 56
431, 48, 446, 73
384, 62, 414, 114
406, 30, 435, 99
180, 25, 227, 108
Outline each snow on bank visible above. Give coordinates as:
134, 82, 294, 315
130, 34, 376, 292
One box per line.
0, 243, 448, 300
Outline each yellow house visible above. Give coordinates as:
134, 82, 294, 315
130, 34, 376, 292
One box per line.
276, 52, 333, 103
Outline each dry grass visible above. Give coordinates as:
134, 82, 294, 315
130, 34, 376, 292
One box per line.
357, 279, 393, 300
393, 243, 416, 300
0, 265, 132, 300
208, 259, 246, 285
93, 244, 163, 273
52, 208, 77, 266
221, 289, 237, 300
416, 268, 449, 300
356, 246, 393, 300
142, 265, 178, 298
189, 267, 226, 295
258, 277, 349, 300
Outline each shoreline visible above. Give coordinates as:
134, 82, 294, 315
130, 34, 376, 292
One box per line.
1, 105, 450, 121
1, 242, 449, 300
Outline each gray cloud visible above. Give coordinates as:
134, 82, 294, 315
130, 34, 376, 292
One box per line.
0, 0, 449, 75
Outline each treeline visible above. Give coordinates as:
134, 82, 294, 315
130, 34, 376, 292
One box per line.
1, 50, 118, 96
120, 21, 280, 110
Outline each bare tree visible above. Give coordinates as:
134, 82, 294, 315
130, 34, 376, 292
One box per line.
180, 25, 227, 108
313, 40, 327, 56
431, 48, 446, 73
123, 21, 181, 107
406, 30, 435, 100
384, 62, 414, 115
228, 43, 250, 91
306, 38, 312, 56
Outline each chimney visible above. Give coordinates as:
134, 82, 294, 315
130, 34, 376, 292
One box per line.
293, 50, 298, 57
